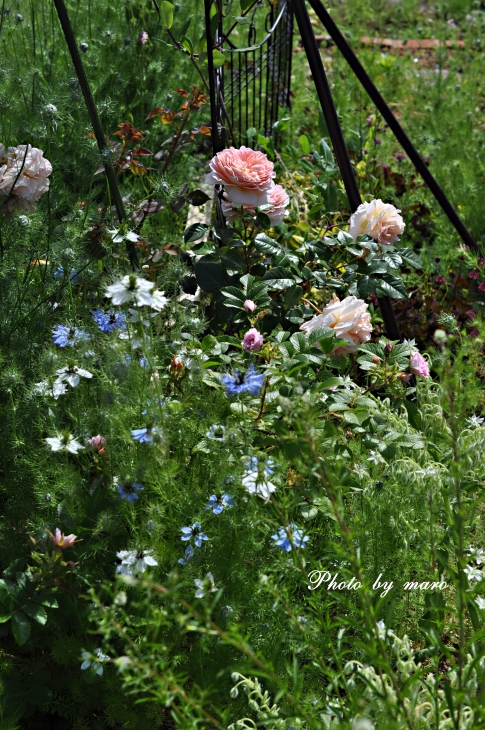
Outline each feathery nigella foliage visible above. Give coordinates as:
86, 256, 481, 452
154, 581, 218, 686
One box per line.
1, 1, 485, 727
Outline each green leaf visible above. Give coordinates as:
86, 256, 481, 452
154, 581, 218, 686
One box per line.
401, 399, 422, 430
240, 0, 253, 9
357, 275, 376, 298
255, 210, 271, 229
23, 603, 48, 625
178, 13, 194, 37
375, 275, 407, 300
307, 326, 334, 346
186, 189, 210, 206
253, 233, 280, 255
221, 249, 245, 271
11, 612, 31, 645
211, 49, 225, 67
184, 223, 208, 243
160, 1, 174, 29
299, 134, 311, 155
195, 259, 227, 292
233, 15, 252, 24
399, 247, 422, 268
261, 267, 294, 290
200, 335, 218, 352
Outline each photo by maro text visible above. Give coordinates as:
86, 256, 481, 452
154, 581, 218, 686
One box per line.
308, 570, 448, 597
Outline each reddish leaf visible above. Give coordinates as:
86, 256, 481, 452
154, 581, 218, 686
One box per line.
141, 200, 166, 213
146, 107, 165, 120
132, 147, 153, 156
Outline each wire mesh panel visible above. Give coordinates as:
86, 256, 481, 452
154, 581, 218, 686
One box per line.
208, 0, 293, 151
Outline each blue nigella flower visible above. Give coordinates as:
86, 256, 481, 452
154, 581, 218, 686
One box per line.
117, 482, 144, 502
245, 456, 275, 476
54, 266, 79, 282
205, 494, 233, 514
52, 324, 90, 348
178, 544, 194, 565
206, 425, 226, 441
92, 308, 127, 333
131, 426, 162, 444
180, 522, 208, 548
271, 524, 309, 552
220, 363, 264, 396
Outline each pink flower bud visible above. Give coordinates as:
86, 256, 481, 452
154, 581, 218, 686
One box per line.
242, 328, 264, 352
410, 352, 430, 378
244, 299, 257, 313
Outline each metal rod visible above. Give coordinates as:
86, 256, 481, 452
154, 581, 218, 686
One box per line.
205, 0, 222, 154
291, 0, 400, 340
52, 0, 138, 269
306, 0, 479, 253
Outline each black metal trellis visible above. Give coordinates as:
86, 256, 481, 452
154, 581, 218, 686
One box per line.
206, 0, 479, 341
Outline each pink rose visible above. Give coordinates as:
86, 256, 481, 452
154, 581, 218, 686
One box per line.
205, 146, 275, 207
348, 199, 405, 246
242, 328, 264, 351
244, 299, 257, 313
300, 295, 372, 355
410, 351, 430, 378
221, 184, 289, 226
0, 144, 52, 203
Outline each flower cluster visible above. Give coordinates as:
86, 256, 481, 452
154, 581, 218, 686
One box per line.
206, 146, 289, 226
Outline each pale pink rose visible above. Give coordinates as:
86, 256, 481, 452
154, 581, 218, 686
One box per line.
348, 199, 405, 246
52, 528, 77, 550
205, 146, 275, 207
300, 294, 372, 355
409, 351, 429, 378
221, 184, 289, 226
0, 144, 52, 203
244, 299, 257, 313
242, 328, 264, 351
140, 30, 149, 44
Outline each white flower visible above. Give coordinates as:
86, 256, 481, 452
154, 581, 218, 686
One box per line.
150, 289, 169, 311
55, 365, 93, 388
475, 597, 485, 611
115, 549, 158, 575
464, 564, 483, 582
45, 433, 84, 454
34, 380, 68, 400
194, 572, 217, 598
300, 295, 372, 355
466, 414, 484, 429
106, 275, 155, 306
108, 228, 140, 244
0, 144, 52, 205
348, 199, 405, 246
467, 547, 485, 565
241, 472, 276, 501
367, 450, 385, 466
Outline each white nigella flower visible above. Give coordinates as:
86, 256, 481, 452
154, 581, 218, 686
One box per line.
108, 227, 140, 244
206, 425, 226, 442
34, 380, 68, 400
106, 275, 155, 307
194, 572, 217, 598
352, 465, 369, 479
367, 450, 385, 466
55, 364, 93, 388
241, 472, 276, 501
115, 549, 158, 575
45, 433, 84, 454
475, 597, 485, 611
402, 338, 417, 347
464, 564, 483, 582
374, 619, 393, 640
150, 289, 169, 311
467, 547, 485, 565
466, 414, 485, 429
